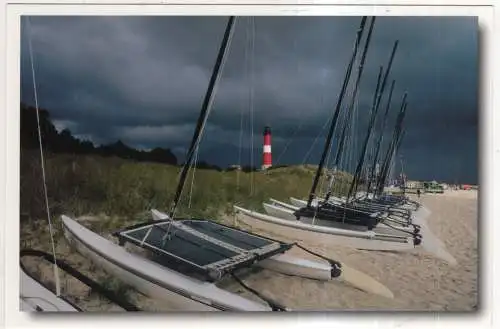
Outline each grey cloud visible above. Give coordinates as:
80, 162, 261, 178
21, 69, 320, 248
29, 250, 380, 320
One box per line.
20, 15, 478, 183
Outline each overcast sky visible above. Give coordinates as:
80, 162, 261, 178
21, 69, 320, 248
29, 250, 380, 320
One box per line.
20, 15, 478, 184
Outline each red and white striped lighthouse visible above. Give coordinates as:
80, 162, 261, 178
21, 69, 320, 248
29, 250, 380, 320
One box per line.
262, 126, 272, 170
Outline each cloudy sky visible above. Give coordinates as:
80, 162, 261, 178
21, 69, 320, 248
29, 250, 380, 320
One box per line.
20, 15, 478, 184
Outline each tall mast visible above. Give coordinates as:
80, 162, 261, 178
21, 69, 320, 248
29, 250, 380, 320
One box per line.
306, 16, 368, 208
378, 111, 407, 195
169, 16, 236, 218
387, 128, 404, 186
376, 94, 408, 195
365, 79, 396, 194
323, 17, 376, 202
346, 40, 399, 203
345, 65, 383, 202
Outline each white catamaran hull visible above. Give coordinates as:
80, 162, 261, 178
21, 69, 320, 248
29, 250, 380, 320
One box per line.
237, 204, 415, 250
61, 215, 272, 311
150, 209, 394, 299
233, 205, 456, 266
20, 267, 80, 312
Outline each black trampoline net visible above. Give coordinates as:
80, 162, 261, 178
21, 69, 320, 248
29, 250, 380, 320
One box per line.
118, 220, 288, 272
180, 220, 274, 251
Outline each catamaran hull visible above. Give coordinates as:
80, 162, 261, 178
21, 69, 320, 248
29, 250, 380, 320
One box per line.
61, 215, 271, 311
20, 267, 80, 312
235, 205, 414, 251
233, 205, 456, 265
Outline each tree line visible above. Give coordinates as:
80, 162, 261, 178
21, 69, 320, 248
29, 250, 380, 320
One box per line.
20, 102, 178, 166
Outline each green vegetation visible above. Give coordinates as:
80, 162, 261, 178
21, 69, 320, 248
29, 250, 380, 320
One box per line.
20, 150, 354, 224
91, 275, 134, 304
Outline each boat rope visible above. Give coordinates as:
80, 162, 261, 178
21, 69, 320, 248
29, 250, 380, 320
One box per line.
267, 31, 314, 167
26, 16, 62, 297
275, 120, 303, 166
291, 243, 342, 278
380, 219, 421, 239
301, 116, 330, 164
236, 20, 250, 190
229, 272, 288, 311
20, 249, 141, 311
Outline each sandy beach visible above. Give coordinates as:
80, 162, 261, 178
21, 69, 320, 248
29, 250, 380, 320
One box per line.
227, 189, 478, 311
20, 189, 478, 311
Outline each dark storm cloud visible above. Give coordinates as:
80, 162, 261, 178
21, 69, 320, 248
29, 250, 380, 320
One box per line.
20, 15, 478, 183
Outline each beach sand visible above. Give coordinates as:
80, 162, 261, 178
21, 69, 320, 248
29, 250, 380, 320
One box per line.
224, 189, 478, 311
20, 189, 478, 311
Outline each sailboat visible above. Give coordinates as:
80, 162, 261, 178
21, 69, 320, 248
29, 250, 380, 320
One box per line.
60, 16, 395, 311
233, 17, 456, 265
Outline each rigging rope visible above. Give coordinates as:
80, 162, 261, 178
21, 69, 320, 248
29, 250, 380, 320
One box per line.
275, 121, 302, 165
302, 109, 330, 165
236, 17, 252, 190
187, 143, 199, 209
236, 32, 248, 189
274, 37, 302, 165
27, 17, 62, 297
230, 272, 288, 311
249, 17, 256, 195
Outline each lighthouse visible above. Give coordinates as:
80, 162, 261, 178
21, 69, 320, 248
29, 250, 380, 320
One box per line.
262, 126, 272, 170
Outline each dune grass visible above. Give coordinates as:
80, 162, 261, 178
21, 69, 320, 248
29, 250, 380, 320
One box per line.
20, 150, 354, 226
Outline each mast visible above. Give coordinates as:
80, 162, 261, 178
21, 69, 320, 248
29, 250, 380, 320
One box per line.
365, 79, 396, 195
378, 117, 407, 195
387, 129, 404, 186
375, 94, 408, 195
324, 17, 376, 202
306, 16, 368, 208
345, 66, 383, 202
169, 16, 236, 218
346, 40, 399, 203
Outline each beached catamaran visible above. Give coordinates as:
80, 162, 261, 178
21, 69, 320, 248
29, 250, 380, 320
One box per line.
234, 17, 456, 265
58, 16, 395, 311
